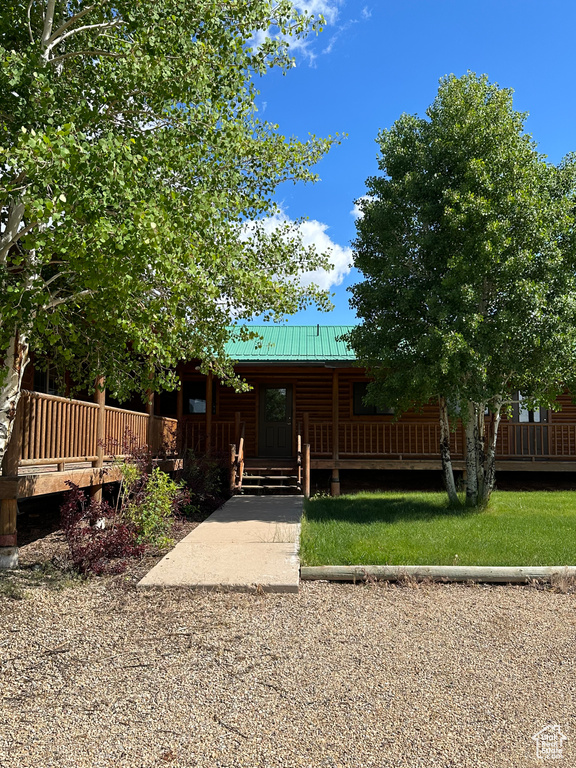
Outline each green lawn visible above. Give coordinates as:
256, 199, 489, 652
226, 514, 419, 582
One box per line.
300, 491, 576, 567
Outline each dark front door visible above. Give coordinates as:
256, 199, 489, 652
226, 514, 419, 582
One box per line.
258, 385, 293, 457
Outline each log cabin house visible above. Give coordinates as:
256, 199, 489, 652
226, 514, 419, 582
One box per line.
2, 324, 576, 564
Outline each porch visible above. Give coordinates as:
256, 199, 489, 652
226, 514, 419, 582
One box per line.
0, 390, 179, 558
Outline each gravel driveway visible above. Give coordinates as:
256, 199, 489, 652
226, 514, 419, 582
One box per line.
1, 576, 575, 768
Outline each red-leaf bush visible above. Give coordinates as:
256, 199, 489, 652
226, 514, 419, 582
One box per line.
60, 483, 145, 575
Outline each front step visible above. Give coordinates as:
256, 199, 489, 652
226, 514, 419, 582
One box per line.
239, 464, 302, 495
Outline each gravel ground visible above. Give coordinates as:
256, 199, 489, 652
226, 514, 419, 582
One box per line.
1, 570, 575, 768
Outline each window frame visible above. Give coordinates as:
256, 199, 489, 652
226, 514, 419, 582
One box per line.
351, 382, 394, 417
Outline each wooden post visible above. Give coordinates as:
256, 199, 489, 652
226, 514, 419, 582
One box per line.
303, 412, 309, 446
234, 411, 241, 447
176, 378, 184, 454
206, 372, 213, 455
303, 443, 311, 499
145, 388, 154, 450
331, 369, 340, 497
0, 401, 23, 568
90, 376, 106, 503
229, 443, 237, 494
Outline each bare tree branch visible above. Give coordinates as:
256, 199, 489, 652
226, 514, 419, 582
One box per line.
44, 18, 125, 60
27, 0, 34, 43
41, 272, 65, 289
0, 201, 25, 265
49, 49, 124, 65
46, 2, 107, 45
41, 0, 57, 49
43, 289, 94, 311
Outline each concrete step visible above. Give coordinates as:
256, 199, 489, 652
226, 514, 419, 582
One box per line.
241, 484, 301, 494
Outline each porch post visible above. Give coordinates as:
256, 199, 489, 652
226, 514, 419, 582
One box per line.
0, 402, 22, 569
234, 411, 241, 447
304, 443, 311, 499
90, 376, 106, 503
331, 369, 340, 497
177, 376, 184, 454
206, 371, 213, 455
145, 388, 154, 450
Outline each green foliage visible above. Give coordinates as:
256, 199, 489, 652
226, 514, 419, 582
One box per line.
346, 73, 576, 419
182, 450, 227, 517
123, 466, 184, 548
0, 1, 338, 399
301, 491, 576, 567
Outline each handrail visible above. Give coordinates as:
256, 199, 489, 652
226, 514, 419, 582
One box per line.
237, 422, 245, 491
296, 420, 303, 490
229, 421, 246, 493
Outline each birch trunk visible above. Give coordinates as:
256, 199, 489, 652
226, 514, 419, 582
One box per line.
438, 396, 460, 506
465, 401, 479, 507
0, 332, 29, 469
481, 397, 503, 505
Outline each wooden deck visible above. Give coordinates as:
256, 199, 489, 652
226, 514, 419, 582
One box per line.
1, 390, 180, 503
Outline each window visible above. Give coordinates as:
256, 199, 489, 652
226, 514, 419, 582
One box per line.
513, 393, 548, 423
183, 380, 216, 415
33, 365, 61, 396
353, 383, 394, 416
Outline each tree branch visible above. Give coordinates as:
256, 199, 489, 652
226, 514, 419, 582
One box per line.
41, 0, 57, 49
46, 2, 107, 45
27, 0, 34, 43
49, 49, 124, 65
44, 18, 125, 60
0, 201, 25, 265
43, 289, 94, 311
43, 272, 65, 288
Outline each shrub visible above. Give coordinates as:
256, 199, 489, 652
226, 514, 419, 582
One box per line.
125, 466, 187, 548
182, 450, 228, 517
60, 428, 189, 575
60, 484, 144, 575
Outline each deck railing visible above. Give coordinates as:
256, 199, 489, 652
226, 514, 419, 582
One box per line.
177, 417, 576, 461
184, 419, 237, 455
13, 391, 178, 470
12, 393, 576, 472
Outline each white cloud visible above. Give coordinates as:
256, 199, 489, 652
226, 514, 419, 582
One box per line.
247, 210, 352, 291
292, 1, 344, 25
297, 217, 352, 290
361, 6, 372, 19
350, 195, 373, 220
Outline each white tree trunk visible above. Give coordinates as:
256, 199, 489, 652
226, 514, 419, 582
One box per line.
465, 401, 479, 507
0, 332, 29, 469
481, 397, 503, 505
438, 396, 460, 506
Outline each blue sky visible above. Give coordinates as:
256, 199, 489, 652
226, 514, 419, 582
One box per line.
252, 0, 576, 325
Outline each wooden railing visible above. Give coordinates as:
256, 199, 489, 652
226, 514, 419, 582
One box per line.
104, 405, 149, 452
229, 422, 245, 493
149, 415, 178, 455
297, 421, 311, 498
308, 419, 576, 461
13, 391, 178, 471
19, 391, 99, 465
184, 419, 236, 455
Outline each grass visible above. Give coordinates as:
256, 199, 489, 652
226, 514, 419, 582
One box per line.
300, 491, 576, 567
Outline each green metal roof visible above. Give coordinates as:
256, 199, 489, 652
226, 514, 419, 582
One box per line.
225, 326, 356, 362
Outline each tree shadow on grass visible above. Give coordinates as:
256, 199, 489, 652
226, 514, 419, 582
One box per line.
305, 493, 482, 525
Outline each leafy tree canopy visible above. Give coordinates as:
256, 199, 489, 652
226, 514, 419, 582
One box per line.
346, 72, 576, 504
0, 0, 338, 405
348, 72, 576, 415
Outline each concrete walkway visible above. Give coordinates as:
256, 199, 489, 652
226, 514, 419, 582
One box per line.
138, 495, 303, 593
